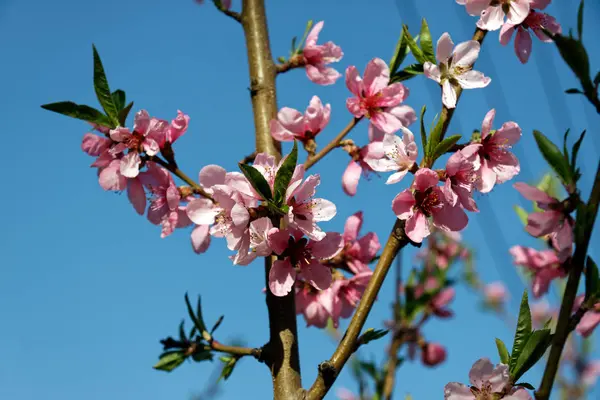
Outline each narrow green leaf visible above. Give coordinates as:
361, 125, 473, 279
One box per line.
389, 30, 408, 75
294, 20, 314, 54
153, 351, 186, 372
191, 350, 213, 362
238, 164, 273, 201
184, 293, 207, 333
565, 88, 583, 94
402, 25, 425, 64
419, 19, 435, 64
358, 328, 389, 347
512, 329, 552, 381
510, 290, 532, 370
571, 130, 586, 176
432, 135, 462, 161
533, 130, 573, 186
111, 89, 126, 111
495, 338, 510, 364
273, 141, 298, 205
552, 34, 591, 86
219, 356, 238, 381
210, 315, 225, 335
577, 0, 584, 40
585, 256, 599, 300
291, 36, 298, 54
562, 129, 571, 163
118, 101, 134, 127
400, 63, 424, 75
41, 101, 112, 127
92, 45, 118, 125
514, 205, 529, 227
419, 106, 428, 156
358, 361, 379, 381
390, 70, 422, 83
427, 114, 444, 158
516, 382, 536, 390
178, 320, 187, 342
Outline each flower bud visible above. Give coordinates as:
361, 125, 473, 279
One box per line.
421, 342, 446, 367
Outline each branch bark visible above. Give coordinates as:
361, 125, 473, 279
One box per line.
535, 162, 600, 400
304, 118, 361, 170
240, 1, 302, 399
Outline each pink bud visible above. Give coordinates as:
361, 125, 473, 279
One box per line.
421, 342, 446, 367
484, 282, 508, 305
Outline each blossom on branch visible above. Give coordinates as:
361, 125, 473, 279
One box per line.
574, 295, 600, 338
341, 141, 384, 196
457, 0, 531, 31
443, 144, 482, 212
366, 128, 418, 185
509, 245, 566, 298
346, 58, 413, 134
303, 21, 344, 85
423, 33, 491, 109
270, 96, 331, 148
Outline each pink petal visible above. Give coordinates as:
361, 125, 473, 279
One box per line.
269, 259, 297, 296
81, 133, 111, 156
412, 168, 439, 192
507, 0, 530, 25
465, 0, 489, 15
370, 111, 403, 134
362, 58, 390, 97
493, 121, 522, 145
452, 40, 481, 67
355, 232, 381, 261
392, 190, 416, 219
432, 201, 468, 233
526, 211, 562, 237
499, 24, 516, 45
309, 232, 343, 259
277, 107, 305, 134
442, 80, 457, 109
477, 159, 497, 193
305, 21, 323, 48
436, 32, 454, 62
186, 198, 219, 225
513, 182, 555, 204
405, 211, 430, 243
374, 83, 407, 108
267, 228, 290, 255
530, 0, 550, 9
302, 259, 332, 291
456, 70, 491, 89
270, 120, 296, 142
423, 62, 442, 83
294, 174, 320, 203
306, 63, 341, 86
127, 178, 146, 215
345, 65, 363, 97
98, 161, 127, 191
388, 104, 417, 127
110, 127, 132, 142
386, 170, 409, 184
481, 109, 496, 139
310, 198, 337, 221
191, 224, 211, 254
515, 27, 532, 64
120, 152, 141, 178
231, 203, 249, 227
477, 6, 506, 31
577, 312, 600, 337
199, 165, 227, 188
343, 212, 363, 242
443, 382, 474, 399
342, 161, 362, 196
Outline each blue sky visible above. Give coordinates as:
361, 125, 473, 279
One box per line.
1, 0, 599, 399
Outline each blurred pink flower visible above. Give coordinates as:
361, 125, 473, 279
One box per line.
509, 246, 566, 298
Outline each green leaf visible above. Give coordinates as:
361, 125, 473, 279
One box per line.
219, 356, 238, 381
585, 256, 599, 300
432, 135, 462, 161
577, 0, 584, 40
565, 88, 583, 94
389, 30, 409, 75
510, 290, 532, 370
594, 70, 600, 86
153, 351, 186, 372
294, 20, 314, 54
533, 130, 573, 186
184, 293, 207, 333
419, 106, 428, 156
358, 361, 378, 381
178, 320, 187, 342
273, 141, 298, 205
516, 382, 536, 390
571, 130, 586, 177
514, 205, 529, 227
118, 101, 134, 127
210, 315, 225, 335
111, 89, 126, 111
495, 338, 510, 364
552, 34, 591, 87
191, 349, 213, 362
511, 329, 552, 381
41, 101, 112, 127
399, 63, 424, 76
390, 69, 422, 83
358, 328, 389, 347
92, 45, 119, 125
238, 164, 273, 201
402, 25, 425, 64
426, 114, 444, 158
419, 19, 435, 64
290, 36, 298, 54
562, 129, 571, 162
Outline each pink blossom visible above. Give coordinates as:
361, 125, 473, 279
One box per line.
108, 110, 168, 178
270, 96, 331, 144
341, 141, 384, 196
421, 342, 447, 367
302, 21, 343, 85
366, 128, 418, 185
484, 281, 508, 306
443, 144, 481, 212
444, 358, 530, 399
513, 182, 573, 262
166, 110, 190, 144
98, 158, 147, 215
431, 287, 456, 318
234, 217, 275, 265
458, 0, 531, 31
82, 133, 111, 158
336, 388, 359, 400
499, 8, 561, 64
244, 153, 304, 200
582, 360, 600, 386
474, 109, 521, 193
392, 168, 468, 243
368, 105, 417, 142
418, 230, 465, 270
140, 163, 191, 238
330, 271, 372, 327
574, 295, 600, 338
509, 246, 566, 298
295, 281, 336, 328
286, 172, 337, 241
346, 58, 411, 134
530, 299, 553, 328
423, 33, 491, 109
267, 229, 343, 296
340, 212, 381, 271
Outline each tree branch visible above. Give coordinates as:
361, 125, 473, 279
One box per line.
382, 255, 404, 400
150, 155, 214, 201
304, 117, 362, 170
212, 2, 242, 23
209, 340, 262, 359
535, 162, 600, 400
240, 1, 301, 399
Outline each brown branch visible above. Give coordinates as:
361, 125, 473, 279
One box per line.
240, 1, 301, 399
150, 155, 214, 201
212, 2, 242, 23
275, 54, 306, 74
536, 162, 600, 400
304, 117, 362, 170
240, 151, 257, 165
305, 27, 490, 400
209, 340, 262, 359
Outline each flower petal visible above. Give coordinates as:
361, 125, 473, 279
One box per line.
191, 224, 211, 254
269, 259, 297, 296
342, 161, 362, 196
436, 32, 454, 62
127, 177, 146, 215
363, 58, 390, 97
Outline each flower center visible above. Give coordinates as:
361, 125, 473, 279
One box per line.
284, 237, 312, 268
125, 131, 144, 152
523, 11, 547, 30
414, 188, 442, 217
360, 90, 383, 118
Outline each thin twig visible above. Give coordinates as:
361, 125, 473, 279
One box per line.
382, 255, 404, 400
209, 340, 262, 359
536, 162, 600, 400
212, 2, 242, 23
150, 155, 214, 201
304, 118, 362, 170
